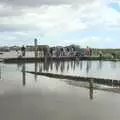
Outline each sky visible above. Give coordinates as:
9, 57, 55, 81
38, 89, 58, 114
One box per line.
0, 0, 120, 48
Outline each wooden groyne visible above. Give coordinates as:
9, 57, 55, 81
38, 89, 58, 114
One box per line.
3, 56, 120, 63
27, 71, 120, 86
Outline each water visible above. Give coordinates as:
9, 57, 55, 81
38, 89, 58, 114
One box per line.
15, 60, 120, 80
0, 61, 120, 120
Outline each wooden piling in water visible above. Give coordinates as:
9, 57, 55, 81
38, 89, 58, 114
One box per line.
106, 80, 113, 86
118, 81, 120, 86
34, 38, 38, 58
113, 80, 119, 86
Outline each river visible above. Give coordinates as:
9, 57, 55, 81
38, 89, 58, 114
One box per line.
0, 60, 120, 120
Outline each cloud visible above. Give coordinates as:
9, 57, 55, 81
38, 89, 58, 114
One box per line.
0, 0, 120, 47
0, 0, 120, 34
80, 37, 113, 47
0, 4, 23, 17
60, 36, 114, 48
0, 0, 94, 7
0, 4, 88, 33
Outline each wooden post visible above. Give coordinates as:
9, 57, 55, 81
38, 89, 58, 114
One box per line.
22, 63, 26, 86
0, 63, 1, 80
89, 79, 94, 100
34, 38, 38, 58
34, 62, 38, 81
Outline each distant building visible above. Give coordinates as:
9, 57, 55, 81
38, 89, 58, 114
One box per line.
26, 45, 49, 51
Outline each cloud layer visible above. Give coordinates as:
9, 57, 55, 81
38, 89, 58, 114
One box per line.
0, 0, 94, 7
0, 0, 120, 47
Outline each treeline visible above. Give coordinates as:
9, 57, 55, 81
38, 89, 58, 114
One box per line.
91, 48, 120, 58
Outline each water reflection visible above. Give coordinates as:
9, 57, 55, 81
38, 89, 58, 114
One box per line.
71, 60, 73, 69
111, 61, 117, 69
34, 62, 38, 80
60, 61, 65, 73
50, 60, 53, 71
17, 63, 22, 71
0, 63, 2, 80
22, 63, 26, 86
55, 60, 60, 72
67, 62, 69, 72
73, 61, 76, 71
98, 60, 102, 70
80, 61, 83, 70
39, 62, 42, 73
0, 63, 5, 81
17, 60, 95, 93
65, 79, 94, 100
86, 61, 91, 74
15, 60, 120, 87
89, 79, 94, 100
29, 60, 120, 80
1, 60, 120, 99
